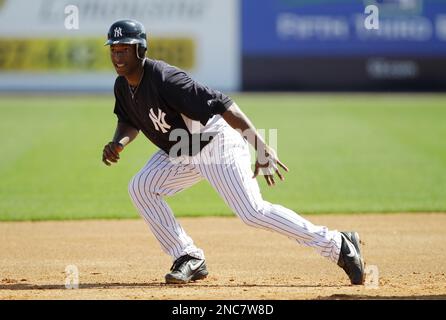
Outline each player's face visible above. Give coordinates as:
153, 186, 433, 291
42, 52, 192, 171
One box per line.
110, 44, 140, 76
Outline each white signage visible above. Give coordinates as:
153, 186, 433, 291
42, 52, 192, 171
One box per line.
0, 0, 240, 91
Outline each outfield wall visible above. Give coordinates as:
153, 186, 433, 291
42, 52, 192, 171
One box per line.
242, 0, 446, 91
0, 0, 446, 92
0, 0, 240, 92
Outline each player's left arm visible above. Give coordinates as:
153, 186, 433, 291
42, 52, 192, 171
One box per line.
222, 102, 289, 186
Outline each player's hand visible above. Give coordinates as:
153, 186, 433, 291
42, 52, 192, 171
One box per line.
252, 145, 289, 186
102, 142, 124, 166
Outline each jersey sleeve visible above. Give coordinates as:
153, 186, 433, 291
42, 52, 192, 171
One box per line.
157, 64, 233, 125
113, 79, 139, 130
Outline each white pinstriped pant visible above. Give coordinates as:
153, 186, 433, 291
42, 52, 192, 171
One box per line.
128, 126, 342, 264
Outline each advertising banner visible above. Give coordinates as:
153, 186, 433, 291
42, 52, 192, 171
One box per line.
0, 0, 240, 91
242, 0, 446, 90
243, 0, 446, 56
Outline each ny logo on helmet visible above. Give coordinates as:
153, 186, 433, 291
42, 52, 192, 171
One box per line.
114, 27, 122, 37
149, 108, 171, 133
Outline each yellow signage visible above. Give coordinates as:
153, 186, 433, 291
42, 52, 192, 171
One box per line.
0, 37, 195, 71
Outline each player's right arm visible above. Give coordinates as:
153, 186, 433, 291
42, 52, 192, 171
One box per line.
102, 122, 139, 166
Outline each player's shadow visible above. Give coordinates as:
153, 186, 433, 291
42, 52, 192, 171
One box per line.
321, 294, 446, 300
1, 283, 446, 299
0, 281, 341, 290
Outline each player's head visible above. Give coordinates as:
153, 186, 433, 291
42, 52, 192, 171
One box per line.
105, 19, 147, 76
105, 19, 147, 58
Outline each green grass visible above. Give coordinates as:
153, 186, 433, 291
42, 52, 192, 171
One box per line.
1, 93, 445, 221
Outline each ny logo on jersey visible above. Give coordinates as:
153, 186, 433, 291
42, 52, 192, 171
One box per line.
149, 108, 171, 133
114, 27, 122, 37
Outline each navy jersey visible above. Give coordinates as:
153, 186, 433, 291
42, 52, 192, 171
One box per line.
113, 59, 233, 156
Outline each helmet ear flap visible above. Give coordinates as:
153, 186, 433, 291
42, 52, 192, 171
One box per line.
139, 46, 147, 58
136, 43, 146, 60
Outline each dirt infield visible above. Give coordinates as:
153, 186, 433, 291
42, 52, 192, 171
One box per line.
1, 214, 445, 300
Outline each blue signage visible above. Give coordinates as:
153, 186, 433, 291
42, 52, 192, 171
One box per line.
242, 0, 446, 56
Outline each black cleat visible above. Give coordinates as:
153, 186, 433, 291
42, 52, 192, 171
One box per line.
165, 254, 208, 284
337, 231, 365, 285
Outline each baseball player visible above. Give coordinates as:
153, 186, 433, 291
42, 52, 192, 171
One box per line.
102, 19, 365, 285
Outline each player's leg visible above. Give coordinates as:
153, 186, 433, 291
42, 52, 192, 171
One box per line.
128, 150, 204, 260
197, 127, 343, 263
128, 150, 209, 283
198, 127, 364, 284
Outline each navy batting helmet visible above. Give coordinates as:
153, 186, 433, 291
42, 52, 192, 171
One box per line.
105, 19, 147, 58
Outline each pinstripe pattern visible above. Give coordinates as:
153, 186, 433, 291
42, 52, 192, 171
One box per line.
128, 125, 342, 263
128, 151, 205, 260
